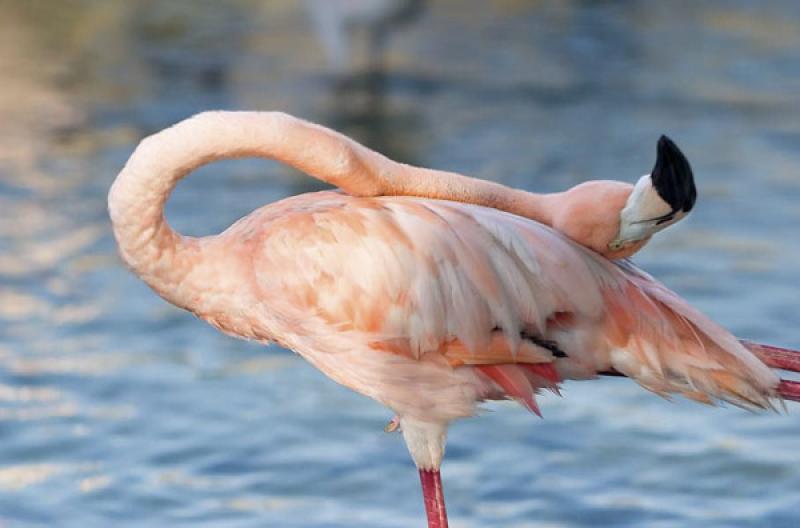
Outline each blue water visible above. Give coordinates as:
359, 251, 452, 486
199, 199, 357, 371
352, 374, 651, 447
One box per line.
1, 1, 799, 526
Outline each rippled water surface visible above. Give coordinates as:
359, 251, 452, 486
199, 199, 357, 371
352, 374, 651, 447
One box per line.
1, 1, 800, 526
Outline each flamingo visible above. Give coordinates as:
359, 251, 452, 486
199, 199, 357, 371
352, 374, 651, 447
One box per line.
305, 0, 426, 73
108, 111, 800, 528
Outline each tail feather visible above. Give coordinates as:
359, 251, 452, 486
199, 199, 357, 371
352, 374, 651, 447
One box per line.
475, 363, 564, 416
605, 264, 780, 409
477, 364, 542, 416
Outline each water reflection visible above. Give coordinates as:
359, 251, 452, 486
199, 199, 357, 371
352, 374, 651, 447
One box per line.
0, 1, 799, 527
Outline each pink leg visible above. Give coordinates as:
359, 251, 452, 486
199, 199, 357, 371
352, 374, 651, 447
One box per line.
778, 380, 800, 403
419, 469, 449, 528
740, 340, 800, 372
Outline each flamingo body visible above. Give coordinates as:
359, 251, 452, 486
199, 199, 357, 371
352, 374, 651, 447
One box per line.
109, 112, 792, 527
193, 190, 777, 430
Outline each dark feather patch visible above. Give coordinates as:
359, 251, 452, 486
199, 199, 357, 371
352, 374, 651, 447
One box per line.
651, 136, 697, 214
521, 330, 568, 358
491, 326, 568, 358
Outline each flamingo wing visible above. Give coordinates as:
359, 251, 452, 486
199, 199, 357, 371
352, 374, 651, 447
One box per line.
252, 191, 779, 416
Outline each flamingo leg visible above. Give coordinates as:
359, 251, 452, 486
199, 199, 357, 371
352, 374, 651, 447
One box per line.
740, 340, 800, 372
419, 469, 449, 528
739, 340, 800, 402
778, 380, 800, 403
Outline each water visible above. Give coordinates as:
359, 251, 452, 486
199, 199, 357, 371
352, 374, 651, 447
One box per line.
1, 1, 799, 526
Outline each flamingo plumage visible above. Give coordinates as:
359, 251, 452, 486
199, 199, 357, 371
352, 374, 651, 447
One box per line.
109, 112, 799, 528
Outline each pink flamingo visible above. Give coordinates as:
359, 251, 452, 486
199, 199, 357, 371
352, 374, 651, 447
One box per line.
109, 112, 800, 528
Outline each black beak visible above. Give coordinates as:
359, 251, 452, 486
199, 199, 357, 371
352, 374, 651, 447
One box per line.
651, 135, 697, 214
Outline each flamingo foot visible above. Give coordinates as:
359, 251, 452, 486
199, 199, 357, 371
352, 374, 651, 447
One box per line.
419, 468, 449, 528
384, 416, 401, 433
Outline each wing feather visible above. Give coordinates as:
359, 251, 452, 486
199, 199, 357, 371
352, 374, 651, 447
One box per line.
254, 192, 779, 413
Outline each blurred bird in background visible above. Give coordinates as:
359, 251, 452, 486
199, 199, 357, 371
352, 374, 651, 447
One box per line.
305, 0, 426, 74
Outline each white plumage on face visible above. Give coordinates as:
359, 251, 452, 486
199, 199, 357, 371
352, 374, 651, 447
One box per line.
611, 174, 683, 249
610, 135, 696, 251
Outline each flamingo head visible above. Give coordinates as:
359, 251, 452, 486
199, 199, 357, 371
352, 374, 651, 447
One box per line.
608, 135, 696, 253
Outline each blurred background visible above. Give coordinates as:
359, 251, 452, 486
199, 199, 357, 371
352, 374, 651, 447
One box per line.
1, 1, 799, 527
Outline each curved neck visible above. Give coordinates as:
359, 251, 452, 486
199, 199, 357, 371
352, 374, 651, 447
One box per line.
385, 163, 558, 226
108, 111, 390, 308
108, 111, 557, 308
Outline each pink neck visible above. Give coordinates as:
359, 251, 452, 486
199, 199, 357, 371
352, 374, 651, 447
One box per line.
108, 111, 398, 308
385, 164, 560, 227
